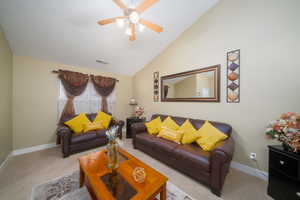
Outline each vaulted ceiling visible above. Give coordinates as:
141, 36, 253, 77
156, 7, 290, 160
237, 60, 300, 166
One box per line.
0, 0, 218, 75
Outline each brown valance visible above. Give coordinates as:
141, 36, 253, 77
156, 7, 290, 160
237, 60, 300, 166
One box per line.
58, 70, 89, 120
90, 75, 117, 113
52, 70, 119, 82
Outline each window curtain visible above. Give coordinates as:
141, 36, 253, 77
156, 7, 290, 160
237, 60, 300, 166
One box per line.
58, 70, 89, 121
58, 82, 116, 118
90, 75, 117, 113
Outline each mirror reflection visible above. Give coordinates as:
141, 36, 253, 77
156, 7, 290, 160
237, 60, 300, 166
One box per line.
163, 71, 215, 98
161, 65, 220, 102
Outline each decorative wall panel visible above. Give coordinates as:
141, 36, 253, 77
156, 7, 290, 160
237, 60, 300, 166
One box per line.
227, 49, 240, 103
153, 71, 159, 102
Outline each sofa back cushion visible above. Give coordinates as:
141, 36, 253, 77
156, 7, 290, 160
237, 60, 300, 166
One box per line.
151, 114, 232, 136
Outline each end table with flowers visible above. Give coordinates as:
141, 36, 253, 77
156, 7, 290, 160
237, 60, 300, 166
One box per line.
266, 112, 300, 153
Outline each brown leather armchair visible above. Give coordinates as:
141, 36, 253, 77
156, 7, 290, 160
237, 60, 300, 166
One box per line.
131, 114, 234, 197
56, 113, 124, 157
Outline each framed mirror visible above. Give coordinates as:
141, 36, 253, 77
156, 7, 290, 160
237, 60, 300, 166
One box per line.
161, 65, 220, 102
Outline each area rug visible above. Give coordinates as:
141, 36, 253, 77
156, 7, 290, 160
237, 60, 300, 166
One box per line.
31, 171, 194, 200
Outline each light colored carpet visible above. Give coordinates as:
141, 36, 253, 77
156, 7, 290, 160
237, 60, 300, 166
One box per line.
31, 170, 194, 200
0, 139, 272, 200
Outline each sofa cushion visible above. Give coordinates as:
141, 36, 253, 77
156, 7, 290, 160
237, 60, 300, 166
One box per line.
83, 121, 104, 133
64, 113, 91, 134
94, 111, 112, 129
157, 127, 184, 144
152, 114, 232, 136
174, 144, 210, 172
161, 116, 180, 130
145, 117, 162, 135
196, 121, 228, 151
179, 120, 199, 144
71, 131, 98, 144
135, 133, 178, 154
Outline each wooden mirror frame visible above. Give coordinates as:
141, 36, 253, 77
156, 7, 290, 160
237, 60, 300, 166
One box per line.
161, 65, 220, 102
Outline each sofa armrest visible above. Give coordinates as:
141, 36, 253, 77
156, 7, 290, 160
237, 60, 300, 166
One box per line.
56, 125, 73, 157
131, 122, 147, 148
212, 136, 235, 162
131, 122, 147, 136
209, 137, 235, 196
57, 125, 72, 137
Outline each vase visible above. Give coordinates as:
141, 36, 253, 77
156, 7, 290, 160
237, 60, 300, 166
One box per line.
107, 140, 119, 170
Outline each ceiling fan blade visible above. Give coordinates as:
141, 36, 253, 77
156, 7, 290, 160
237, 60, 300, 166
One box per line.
136, 0, 159, 13
129, 24, 136, 41
139, 19, 163, 33
97, 17, 124, 25
113, 0, 127, 10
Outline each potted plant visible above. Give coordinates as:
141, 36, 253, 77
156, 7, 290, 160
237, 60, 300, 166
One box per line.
266, 112, 300, 153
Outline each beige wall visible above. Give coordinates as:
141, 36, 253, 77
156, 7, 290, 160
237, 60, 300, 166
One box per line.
13, 56, 133, 150
133, 0, 300, 171
0, 26, 12, 164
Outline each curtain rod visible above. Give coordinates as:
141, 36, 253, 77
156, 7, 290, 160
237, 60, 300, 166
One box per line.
52, 70, 119, 82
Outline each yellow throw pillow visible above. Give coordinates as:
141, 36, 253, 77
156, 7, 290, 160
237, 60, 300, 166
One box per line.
145, 117, 162, 135
157, 127, 184, 144
161, 116, 180, 131
64, 113, 91, 134
196, 121, 228, 151
83, 121, 104, 133
179, 120, 200, 144
94, 111, 112, 129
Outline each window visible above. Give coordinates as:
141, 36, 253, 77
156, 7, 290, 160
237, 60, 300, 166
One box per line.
58, 81, 116, 119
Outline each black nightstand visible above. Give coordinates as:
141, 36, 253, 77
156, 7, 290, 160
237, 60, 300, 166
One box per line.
126, 117, 145, 138
268, 145, 300, 200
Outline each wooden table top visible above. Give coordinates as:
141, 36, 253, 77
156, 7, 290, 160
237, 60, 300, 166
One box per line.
79, 148, 168, 200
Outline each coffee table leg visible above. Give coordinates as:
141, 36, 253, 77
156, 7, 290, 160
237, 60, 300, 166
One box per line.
80, 166, 84, 187
160, 184, 166, 200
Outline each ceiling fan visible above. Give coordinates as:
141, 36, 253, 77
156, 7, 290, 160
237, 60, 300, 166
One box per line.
97, 0, 163, 41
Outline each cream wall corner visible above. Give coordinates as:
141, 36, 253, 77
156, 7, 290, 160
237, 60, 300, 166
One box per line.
12, 56, 133, 150
133, 0, 300, 171
0, 26, 13, 165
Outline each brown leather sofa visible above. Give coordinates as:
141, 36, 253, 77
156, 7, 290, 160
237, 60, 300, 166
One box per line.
131, 114, 234, 197
56, 113, 124, 158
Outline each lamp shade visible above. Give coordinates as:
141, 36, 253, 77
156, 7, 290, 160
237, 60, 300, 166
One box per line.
129, 98, 138, 105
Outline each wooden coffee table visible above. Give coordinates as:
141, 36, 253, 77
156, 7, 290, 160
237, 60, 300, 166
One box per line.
79, 148, 168, 200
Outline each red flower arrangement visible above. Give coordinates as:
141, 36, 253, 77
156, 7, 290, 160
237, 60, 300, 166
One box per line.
266, 112, 300, 153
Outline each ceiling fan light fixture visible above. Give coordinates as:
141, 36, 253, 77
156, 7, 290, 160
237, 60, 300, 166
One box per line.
125, 27, 132, 36
116, 18, 125, 27
97, 0, 163, 41
129, 11, 140, 24
138, 23, 145, 32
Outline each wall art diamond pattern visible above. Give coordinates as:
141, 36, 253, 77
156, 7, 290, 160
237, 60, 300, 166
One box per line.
227, 49, 240, 103
153, 71, 159, 102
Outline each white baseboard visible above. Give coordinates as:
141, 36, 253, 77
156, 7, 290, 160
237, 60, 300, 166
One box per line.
11, 143, 58, 156
231, 161, 268, 181
0, 152, 12, 171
